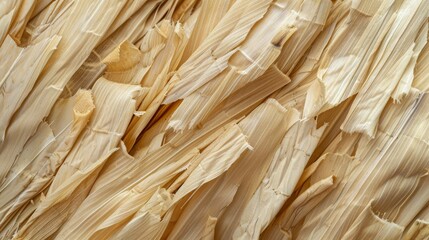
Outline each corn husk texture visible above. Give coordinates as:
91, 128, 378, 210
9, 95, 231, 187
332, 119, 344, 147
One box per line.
1, 0, 429, 239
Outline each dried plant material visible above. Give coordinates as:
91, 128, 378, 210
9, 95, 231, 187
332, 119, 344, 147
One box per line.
0, 35, 60, 142
413, 40, 429, 91
102, 41, 147, 84
0, 122, 55, 224
163, 0, 273, 104
403, 219, 429, 240
56, 121, 250, 239
112, 188, 174, 240
262, 175, 336, 240
233, 119, 326, 239
124, 20, 189, 149
296, 90, 429, 239
0, 190, 46, 239
169, 124, 252, 201
0, 90, 94, 230
16, 79, 141, 239
304, 0, 389, 118
7, 0, 37, 43
0, 1, 20, 45
0, 0, 127, 188
262, 150, 359, 239
179, 0, 233, 63
341, 200, 404, 240
61, 51, 106, 98
2, 0, 429, 239
275, 0, 332, 74
341, 0, 429, 136
168, 99, 297, 239
165, 0, 310, 131
95, 0, 167, 59
109, 123, 250, 240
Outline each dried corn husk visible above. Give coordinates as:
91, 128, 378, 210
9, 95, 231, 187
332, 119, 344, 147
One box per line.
16, 79, 141, 239
1, 0, 429, 239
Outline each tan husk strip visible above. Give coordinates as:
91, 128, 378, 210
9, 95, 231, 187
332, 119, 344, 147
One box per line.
2, 1, 429, 239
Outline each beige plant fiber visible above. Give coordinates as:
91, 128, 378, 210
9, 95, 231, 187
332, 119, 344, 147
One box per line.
0, 0, 428, 239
